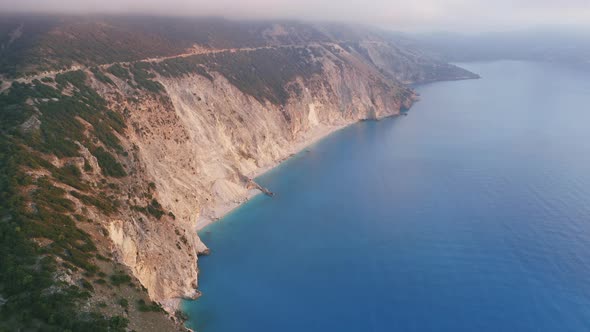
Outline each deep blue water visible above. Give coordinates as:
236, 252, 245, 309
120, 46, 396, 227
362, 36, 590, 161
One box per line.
184, 61, 590, 331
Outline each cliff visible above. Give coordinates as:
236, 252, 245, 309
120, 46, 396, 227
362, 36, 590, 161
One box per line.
0, 16, 477, 331
94, 42, 419, 310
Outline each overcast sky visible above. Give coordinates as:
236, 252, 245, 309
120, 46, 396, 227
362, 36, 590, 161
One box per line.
2, 0, 589, 32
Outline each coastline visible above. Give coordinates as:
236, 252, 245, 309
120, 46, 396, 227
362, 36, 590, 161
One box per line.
194, 120, 367, 231
192, 74, 484, 232
194, 122, 351, 231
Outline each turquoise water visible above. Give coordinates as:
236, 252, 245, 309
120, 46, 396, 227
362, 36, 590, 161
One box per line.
184, 61, 590, 331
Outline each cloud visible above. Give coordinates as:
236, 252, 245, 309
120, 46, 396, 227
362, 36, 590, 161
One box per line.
1, 0, 589, 31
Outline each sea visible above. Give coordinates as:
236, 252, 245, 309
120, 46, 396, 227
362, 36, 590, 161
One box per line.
184, 61, 590, 332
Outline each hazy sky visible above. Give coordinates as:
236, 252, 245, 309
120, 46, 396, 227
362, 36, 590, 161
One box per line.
2, 0, 589, 32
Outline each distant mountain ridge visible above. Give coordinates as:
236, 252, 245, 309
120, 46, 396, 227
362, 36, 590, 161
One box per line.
410, 28, 590, 67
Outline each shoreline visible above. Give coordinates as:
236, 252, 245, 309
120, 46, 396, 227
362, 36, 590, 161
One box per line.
193, 74, 483, 231
194, 119, 368, 231
194, 121, 350, 231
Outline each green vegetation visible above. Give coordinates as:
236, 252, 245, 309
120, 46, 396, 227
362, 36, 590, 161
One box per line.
52, 164, 89, 191
118, 298, 129, 309
131, 198, 166, 219
106, 62, 165, 93
27, 176, 99, 271
0, 60, 132, 330
0, 137, 127, 331
93, 147, 127, 178
90, 67, 115, 86
136, 299, 164, 313
83, 159, 93, 172
147, 199, 165, 219
0, 16, 210, 77
0, 16, 294, 77
81, 278, 95, 291
150, 57, 213, 81
70, 191, 119, 215
6, 72, 128, 178
13, 71, 127, 158
110, 272, 132, 286
107, 64, 131, 80
95, 254, 109, 261
94, 278, 107, 285
130, 62, 165, 93
150, 47, 323, 105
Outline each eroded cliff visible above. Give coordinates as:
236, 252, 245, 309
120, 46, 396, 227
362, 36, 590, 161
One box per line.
0, 16, 477, 330
95, 43, 420, 310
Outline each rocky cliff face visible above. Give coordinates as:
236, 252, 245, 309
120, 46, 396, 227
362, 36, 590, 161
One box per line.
0, 16, 477, 330
94, 43, 420, 310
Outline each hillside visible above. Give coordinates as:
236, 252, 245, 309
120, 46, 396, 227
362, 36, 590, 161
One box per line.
0, 15, 478, 331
